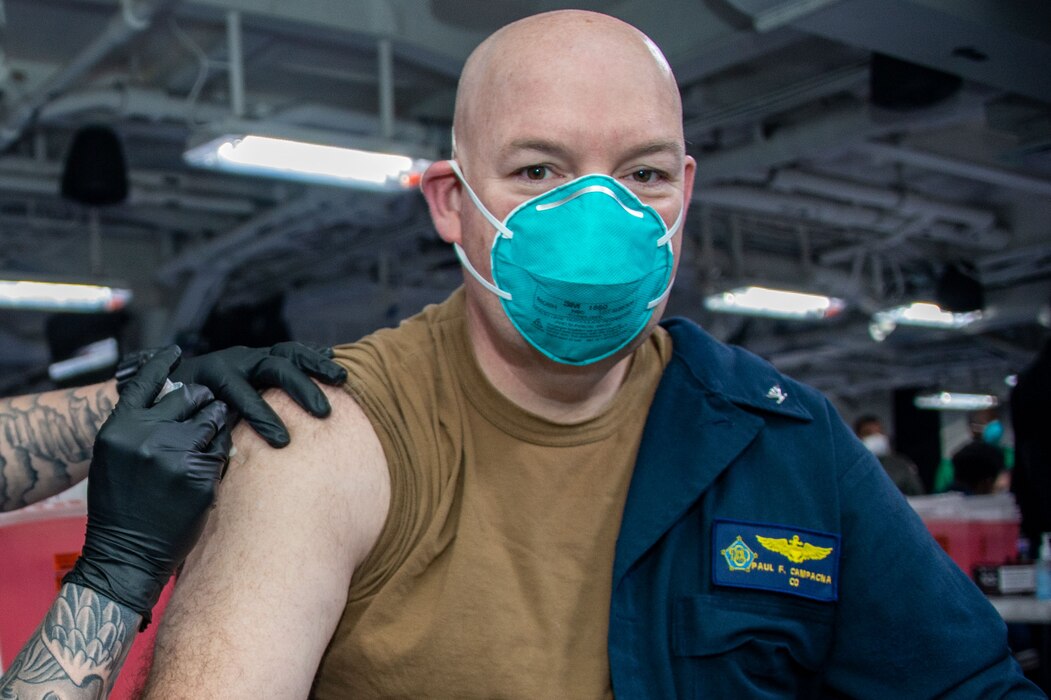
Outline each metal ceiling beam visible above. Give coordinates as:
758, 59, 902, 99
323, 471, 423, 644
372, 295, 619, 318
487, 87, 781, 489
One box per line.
696, 185, 1009, 252
0, 156, 259, 215
977, 243, 1051, 287
672, 26, 805, 87
155, 192, 333, 285
787, 0, 1051, 102
0, 0, 180, 150
854, 141, 1051, 197
691, 87, 989, 185
723, 0, 845, 32
770, 169, 997, 229
683, 60, 868, 134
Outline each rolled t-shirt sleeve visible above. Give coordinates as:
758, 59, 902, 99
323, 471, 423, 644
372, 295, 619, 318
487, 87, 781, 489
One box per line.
332, 307, 465, 601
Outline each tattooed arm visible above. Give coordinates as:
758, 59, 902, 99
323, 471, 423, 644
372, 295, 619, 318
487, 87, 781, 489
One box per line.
1, 349, 230, 697
0, 342, 347, 512
0, 583, 141, 699
0, 382, 117, 511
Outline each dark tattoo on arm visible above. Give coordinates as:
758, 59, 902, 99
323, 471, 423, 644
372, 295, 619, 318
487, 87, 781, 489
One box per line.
0, 388, 114, 511
0, 584, 141, 698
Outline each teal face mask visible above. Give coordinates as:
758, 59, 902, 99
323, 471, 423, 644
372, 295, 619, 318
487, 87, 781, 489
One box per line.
982, 420, 1004, 445
449, 160, 682, 365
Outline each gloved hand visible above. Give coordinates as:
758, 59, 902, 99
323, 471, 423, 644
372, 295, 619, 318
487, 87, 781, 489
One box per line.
167, 341, 347, 447
65, 345, 231, 628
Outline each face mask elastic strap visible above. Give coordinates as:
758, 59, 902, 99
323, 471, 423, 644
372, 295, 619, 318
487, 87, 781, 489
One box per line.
646, 275, 674, 310
647, 209, 681, 308
453, 242, 512, 300
657, 203, 685, 247
448, 160, 515, 239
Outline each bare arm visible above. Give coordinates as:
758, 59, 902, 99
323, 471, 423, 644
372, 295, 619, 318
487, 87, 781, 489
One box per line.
0, 583, 141, 698
0, 382, 117, 511
143, 385, 390, 699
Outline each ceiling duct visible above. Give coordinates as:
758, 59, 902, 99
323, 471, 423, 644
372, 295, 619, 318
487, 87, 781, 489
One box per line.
429, 0, 534, 30
935, 263, 984, 313
60, 125, 128, 206
869, 53, 961, 111
772, 0, 1051, 102
0, 0, 179, 151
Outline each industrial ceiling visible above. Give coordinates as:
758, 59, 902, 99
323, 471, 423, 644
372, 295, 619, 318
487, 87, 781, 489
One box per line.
0, 0, 1048, 411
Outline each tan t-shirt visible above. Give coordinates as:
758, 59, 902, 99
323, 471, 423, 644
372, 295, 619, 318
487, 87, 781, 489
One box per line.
312, 288, 671, 699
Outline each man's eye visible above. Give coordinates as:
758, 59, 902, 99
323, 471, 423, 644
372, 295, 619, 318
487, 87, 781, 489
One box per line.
524, 165, 548, 180
631, 169, 658, 183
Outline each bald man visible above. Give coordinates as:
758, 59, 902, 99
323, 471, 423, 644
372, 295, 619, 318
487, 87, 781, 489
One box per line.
142, 11, 1041, 699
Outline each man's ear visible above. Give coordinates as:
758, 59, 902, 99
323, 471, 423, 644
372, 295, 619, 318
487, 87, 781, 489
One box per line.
682, 154, 696, 213
420, 160, 463, 245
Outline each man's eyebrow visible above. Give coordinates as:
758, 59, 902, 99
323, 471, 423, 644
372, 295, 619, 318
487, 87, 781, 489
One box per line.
621, 140, 685, 162
503, 139, 573, 160
501, 138, 684, 163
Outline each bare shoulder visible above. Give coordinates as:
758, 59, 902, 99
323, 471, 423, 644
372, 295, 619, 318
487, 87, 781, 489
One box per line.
144, 383, 389, 698
226, 382, 390, 566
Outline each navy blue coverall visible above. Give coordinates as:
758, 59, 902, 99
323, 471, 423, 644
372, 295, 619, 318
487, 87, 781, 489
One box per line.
609, 317, 1043, 698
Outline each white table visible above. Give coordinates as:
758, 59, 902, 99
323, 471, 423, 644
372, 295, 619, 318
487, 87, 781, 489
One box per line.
988, 596, 1051, 624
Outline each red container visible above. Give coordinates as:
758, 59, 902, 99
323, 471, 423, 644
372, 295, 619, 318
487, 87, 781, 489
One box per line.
923, 518, 1020, 577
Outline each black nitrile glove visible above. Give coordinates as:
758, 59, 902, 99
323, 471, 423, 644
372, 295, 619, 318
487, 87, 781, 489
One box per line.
166, 341, 347, 447
65, 345, 231, 629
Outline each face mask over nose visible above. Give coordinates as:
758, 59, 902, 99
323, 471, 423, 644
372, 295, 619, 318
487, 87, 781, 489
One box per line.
449, 160, 683, 366
862, 433, 891, 457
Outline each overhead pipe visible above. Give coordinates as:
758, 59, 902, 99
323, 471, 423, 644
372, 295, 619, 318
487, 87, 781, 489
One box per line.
684, 61, 867, 134
698, 185, 903, 231
855, 141, 1051, 197
0, 155, 259, 215
0, 0, 180, 151
378, 38, 395, 141
723, 0, 845, 33
770, 169, 997, 230
697, 185, 1010, 251
155, 193, 330, 285
39, 86, 228, 125
226, 10, 245, 118
692, 88, 989, 186
160, 193, 413, 340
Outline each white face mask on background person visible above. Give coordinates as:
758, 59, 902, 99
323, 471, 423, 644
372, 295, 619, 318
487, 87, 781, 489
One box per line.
862, 433, 891, 457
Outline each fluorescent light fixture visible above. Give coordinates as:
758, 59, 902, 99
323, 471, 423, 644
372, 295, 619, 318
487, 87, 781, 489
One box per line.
704, 286, 845, 320
874, 302, 981, 329
0, 279, 131, 312
48, 338, 119, 383
869, 302, 982, 342
184, 134, 430, 190
914, 392, 999, 411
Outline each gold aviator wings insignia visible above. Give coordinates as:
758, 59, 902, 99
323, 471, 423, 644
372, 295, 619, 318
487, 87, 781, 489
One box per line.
755, 534, 833, 563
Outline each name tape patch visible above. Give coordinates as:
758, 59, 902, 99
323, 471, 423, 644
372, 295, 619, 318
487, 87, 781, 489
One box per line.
713, 519, 840, 602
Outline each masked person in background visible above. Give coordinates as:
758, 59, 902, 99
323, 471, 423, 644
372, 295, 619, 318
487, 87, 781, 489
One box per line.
141, 11, 1041, 699
969, 407, 1013, 492
0, 347, 230, 698
854, 414, 925, 496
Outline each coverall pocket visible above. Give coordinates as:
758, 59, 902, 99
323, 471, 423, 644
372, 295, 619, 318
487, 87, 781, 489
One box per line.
672, 593, 834, 698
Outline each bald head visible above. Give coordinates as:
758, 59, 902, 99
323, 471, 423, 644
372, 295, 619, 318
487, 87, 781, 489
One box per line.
420, 10, 695, 374
452, 10, 682, 164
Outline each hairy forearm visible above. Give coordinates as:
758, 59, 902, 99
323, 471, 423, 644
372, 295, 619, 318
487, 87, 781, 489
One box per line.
0, 382, 117, 511
0, 583, 141, 698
